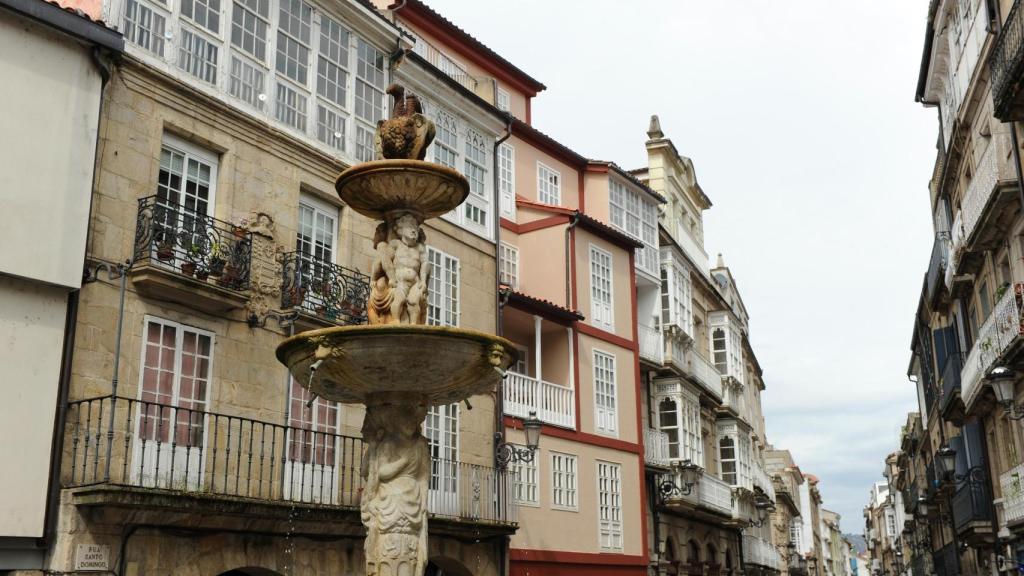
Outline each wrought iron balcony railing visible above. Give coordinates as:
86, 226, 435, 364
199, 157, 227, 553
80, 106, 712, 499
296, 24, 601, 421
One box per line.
63, 395, 516, 526
281, 251, 370, 325
992, 0, 1024, 121
133, 195, 252, 291
952, 480, 993, 533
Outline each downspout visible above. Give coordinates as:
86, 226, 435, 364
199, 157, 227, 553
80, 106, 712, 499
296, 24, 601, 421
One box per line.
41, 46, 115, 549
494, 112, 513, 337
564, 212, 580, 309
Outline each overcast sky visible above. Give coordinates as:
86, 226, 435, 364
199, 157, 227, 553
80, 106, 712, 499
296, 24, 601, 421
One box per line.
428, 0, 936, 531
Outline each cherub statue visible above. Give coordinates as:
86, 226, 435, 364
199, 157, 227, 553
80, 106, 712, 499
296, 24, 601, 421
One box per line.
368, 212, 430, 325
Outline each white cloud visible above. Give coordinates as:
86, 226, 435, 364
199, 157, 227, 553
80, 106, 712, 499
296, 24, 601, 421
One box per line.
427, 0, 933, 532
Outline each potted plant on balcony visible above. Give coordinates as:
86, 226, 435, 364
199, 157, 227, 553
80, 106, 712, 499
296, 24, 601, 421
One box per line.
156, 239, 175, 262
218, 264, 239, 289
180, 260, 196, 277
180, 244, 202, 277
208, 244, 225, 277
195, 266, 209, 281
288, 285, 307, 306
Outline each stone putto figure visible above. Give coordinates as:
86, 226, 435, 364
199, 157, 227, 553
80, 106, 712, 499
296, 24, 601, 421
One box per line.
368, 213, 429, 325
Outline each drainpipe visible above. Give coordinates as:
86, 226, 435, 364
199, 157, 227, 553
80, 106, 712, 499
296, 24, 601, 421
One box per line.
564, 212, 580, 309
494, 112, 513, 336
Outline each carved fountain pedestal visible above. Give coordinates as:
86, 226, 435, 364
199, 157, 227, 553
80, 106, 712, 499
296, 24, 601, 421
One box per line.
276, 86, 516, 576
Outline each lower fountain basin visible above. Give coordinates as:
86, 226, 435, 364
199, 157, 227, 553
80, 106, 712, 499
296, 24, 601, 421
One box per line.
275, 324, 518, 405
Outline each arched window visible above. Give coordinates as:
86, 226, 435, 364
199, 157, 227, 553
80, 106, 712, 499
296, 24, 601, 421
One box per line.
719, 437, 737, 485
706, 543, 717, 566
659, 398, 680, 459
712, 327, 727, 373
725, 550, 734, 576
688, 540, 701, 564
666, 538, 679, 576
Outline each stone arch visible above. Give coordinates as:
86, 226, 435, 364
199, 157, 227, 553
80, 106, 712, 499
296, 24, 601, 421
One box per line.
706, 542, 718, 566
665, 536, 679, 575
426, 556, 473, 576
218, 568, 286, 576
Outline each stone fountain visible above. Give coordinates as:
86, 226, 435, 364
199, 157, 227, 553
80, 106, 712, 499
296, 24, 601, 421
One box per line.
276, 85, 517, 576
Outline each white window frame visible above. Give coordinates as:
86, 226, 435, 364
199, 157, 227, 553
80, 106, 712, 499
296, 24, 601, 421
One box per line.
297, 193, 339, 258
597, 460, 623, 551
496, 87, 510, 112
499, 242, 519, 289
498, 142, 516, 218
593, 349, 617, 436
116, 0, 389, 166
550, 451, 578, 511
158, 133, 220, 215
510, 445, 539, 507
427, 246, 460, 328
537, 161, 561, 205
589, 244, 614, 331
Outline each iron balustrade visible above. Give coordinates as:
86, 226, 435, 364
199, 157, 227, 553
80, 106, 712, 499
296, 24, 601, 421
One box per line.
952, 480, 993, 532
933, 540, 959, 576
992, 0, 1024, 121
280, 251, 370, 325
63, 395, 517, 525
927, 232, 951, 302
133, 195, 252, 291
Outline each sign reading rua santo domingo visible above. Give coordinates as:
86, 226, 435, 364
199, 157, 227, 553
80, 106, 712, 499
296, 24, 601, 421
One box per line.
74, 544, 110, 571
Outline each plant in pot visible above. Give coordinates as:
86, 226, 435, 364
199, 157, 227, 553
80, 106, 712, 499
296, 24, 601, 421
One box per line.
288, 285, 307, 306
180, 244, 201, 277
208, 244, 225, 277
218, 264, 239, 289
195, 266, 209, 281
156, 239, 175, 261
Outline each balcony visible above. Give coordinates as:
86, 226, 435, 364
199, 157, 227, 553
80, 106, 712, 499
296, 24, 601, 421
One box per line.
939, 352, 965, 423
688, 348, 723, 401
639, 323, 664, 366
953, 134, 1018, 274
131, 195, 252, 312
743, 535, 781, 570
410, 35, 479, 94
1002, 462, 1024, 528
927, 232, 951, 305
63, 395, 516, 534
993, 0, 1024, 121
933, 541, 959, 576
503, 370, 575, 429
961, 283, 1024, 410
281, 251, 370, 327
952, 481, 993, 537
644, 428, 671, 468
697, 472, 734, 517
752, 463, 776, 503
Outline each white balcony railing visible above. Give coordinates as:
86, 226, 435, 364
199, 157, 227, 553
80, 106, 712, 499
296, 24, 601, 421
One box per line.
411, 35, 480, 93
946, 210, 963, 289
1001, 462, 1024, 526
644, 428, 671, 468
959, 134, 1011, 252
962, 283, 1024, 408
698, 472, 734, 517
639, 324, 664, 365
503, 371, 575, 429
743, 535, 782, 570
687, 348, 723, 401
671, 224, 711, 278
636, 244, 660, 279
753, 463, 776, 502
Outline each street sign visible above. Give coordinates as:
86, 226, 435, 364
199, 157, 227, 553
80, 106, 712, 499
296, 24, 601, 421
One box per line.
74, 544, 110, 571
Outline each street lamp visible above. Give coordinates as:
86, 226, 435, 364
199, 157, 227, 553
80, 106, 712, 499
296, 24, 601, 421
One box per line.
937, 446, 956, 479
495, 410, 542, 468
748, 494, 776, 527
936, 445, 986, 484
659, 459, 702, 498
988, 366, 1024, 420
915, 495, 929, 519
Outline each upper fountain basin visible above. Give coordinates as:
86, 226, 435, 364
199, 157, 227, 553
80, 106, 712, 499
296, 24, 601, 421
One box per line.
335, 159, 469, 221
275, 324, 518, 405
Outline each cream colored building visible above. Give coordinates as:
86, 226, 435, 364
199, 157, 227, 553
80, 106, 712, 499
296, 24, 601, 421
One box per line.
0, 0, 121, 569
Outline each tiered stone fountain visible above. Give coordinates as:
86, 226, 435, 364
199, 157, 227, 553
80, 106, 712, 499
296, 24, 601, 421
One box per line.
276, 85, 517, 576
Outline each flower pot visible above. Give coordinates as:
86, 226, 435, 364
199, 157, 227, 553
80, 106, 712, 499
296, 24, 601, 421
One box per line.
208, 258, 225, 277
180, 262, 196, 277
157, 245, 174, 261
196, 269, 209, 281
